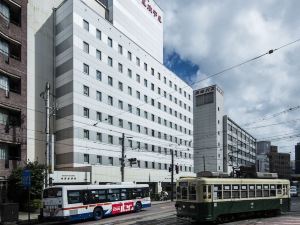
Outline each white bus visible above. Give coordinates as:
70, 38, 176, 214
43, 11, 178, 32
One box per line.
41, 183, 151, 221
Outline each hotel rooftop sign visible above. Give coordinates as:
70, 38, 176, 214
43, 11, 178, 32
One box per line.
141, 0, 162, 23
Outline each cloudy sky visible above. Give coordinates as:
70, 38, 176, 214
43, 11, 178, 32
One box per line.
157, 0, 300, 157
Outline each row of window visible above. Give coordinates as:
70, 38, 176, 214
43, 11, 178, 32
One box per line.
228, 144, 255, 155
227, 124, 255, 144
82, 86, 193, 139
82, 60, 192, 118
82, 19, 192, 102
81, 131, 192, 158
82, 154, 192, 172
67, 188, 149, 204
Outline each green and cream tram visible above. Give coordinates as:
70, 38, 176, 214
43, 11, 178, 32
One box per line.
175, 177, 290, 223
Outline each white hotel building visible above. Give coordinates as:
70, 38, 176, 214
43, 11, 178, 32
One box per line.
52, 0, 194, 191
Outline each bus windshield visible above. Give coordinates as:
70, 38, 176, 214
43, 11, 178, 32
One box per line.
43, 188, 62, 198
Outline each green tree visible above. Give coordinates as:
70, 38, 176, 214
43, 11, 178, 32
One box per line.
7, 161, 46, 209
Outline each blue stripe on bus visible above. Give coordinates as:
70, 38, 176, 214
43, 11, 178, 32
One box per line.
69, 212, 93, 221
142, 203, 151, 208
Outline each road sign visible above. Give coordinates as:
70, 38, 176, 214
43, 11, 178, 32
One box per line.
22, 170, 31, 189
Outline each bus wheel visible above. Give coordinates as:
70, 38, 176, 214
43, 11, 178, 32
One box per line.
93, 207, 104, 220
135, 202, 142, 212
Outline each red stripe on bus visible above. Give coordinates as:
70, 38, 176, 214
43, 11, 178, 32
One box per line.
62, 202, 112, 210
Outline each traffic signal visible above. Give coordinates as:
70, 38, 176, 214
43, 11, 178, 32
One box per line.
175, 165, 179, 174
169, 166, 172, 172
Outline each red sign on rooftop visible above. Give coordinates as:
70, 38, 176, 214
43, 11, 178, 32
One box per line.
141, 0, 162, 23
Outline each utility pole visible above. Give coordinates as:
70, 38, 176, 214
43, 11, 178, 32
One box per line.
203, 155, 206, 171
171, 149, 174, 202
41, 82, 51, 188
121, 133, 125, 182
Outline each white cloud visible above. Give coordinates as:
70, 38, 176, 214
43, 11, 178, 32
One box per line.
157, 0, 300, 156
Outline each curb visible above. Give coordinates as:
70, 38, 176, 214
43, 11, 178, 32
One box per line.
151, 200, 172, 205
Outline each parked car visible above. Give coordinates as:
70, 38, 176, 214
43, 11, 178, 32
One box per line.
290, 186, 298, 197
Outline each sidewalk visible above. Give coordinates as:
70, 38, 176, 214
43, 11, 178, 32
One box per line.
151, 200, 172, 205
18, 211, 39, 224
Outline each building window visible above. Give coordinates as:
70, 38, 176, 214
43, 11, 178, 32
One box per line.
83, 107, 89, 118
144, 63, 147, 71
145, 161, 148, 168
109, 157, 113, 165
118, 63, 123, 73
83, 129, 89, 139
83, 41, 89, 53
164, 77, 166, 84
108, 37, 113, 47
151, 99, 155, 106
83, 63, 89, 74
108, 135, 113, 144
84, 154, 89, 163
119, 119, 123, 128
128, 140, 133, 148
97, 155, 102, 164
108, 96, 113, 106
136, 57, 140, 66
128, 69, 132, 78
151, 68, 154, 76
83, 85, 89, 96
108, 76, 113, 86
96, 70, 102, 81
83, 19, 89, 31
137, 125, 141, 133
144, 111, 148, 119
96, 50, 101, 60
128, 51, 132, 60
144, 95, 148, 103
96, 91, 102, 101
118, 81, 123, 91
128, 122, 132, 130
144, 79, 148, 87
158, 72, 161, 80
97, 133, 102, 142
96, 29, 101, 40
195, 92, 214, 106
136, 74, 140, 83
118, 44, 123, 54
152, 162, 155, 169
144, 127, 148, 135
96, 112, 102, 121
128, 104, 132, 113
108, 115, 113, 125
136, 91, 140, 99
158, 87, 161, 95
128, 87, 132, 95
108, 57, 113, 67
151, 83, 154, 91
118, 100, 123, 109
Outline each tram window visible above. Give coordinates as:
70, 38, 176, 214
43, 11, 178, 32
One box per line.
270, 185, 276, 196
277, 185, 282, 195
182, 186, 188, 200
207, 185, 212, 199
203, 186, 207, 199
249, 185, 255, 197
232, 185, 240, 198
263, 185, 269, 197
177, 186, 181, 199
223, 185, 231, 199
256, 185, 262, 197
213, 185, 222, 200
241, 185, 248, 198
189, 184, 197, 200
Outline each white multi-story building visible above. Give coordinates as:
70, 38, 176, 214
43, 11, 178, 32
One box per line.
52, 0, 193, 192
193, 85, 256, 174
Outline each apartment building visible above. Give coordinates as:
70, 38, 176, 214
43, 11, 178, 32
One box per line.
0, 0, 27, 201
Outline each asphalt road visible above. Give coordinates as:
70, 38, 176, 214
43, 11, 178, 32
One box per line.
49, 198, 300, 225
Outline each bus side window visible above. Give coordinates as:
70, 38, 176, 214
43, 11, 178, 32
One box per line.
133, 188, 142, 198
107, 189, 120, 202
121, 189, 128, 200
67, 190, 81, 204
223, 185, 231, 199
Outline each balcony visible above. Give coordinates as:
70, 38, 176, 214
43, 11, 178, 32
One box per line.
0, 17, 21, 43
0, 107, 22, 144
0, 142, 21, 172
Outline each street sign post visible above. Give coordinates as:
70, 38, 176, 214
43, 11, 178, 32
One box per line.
22, 170, 31, 223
